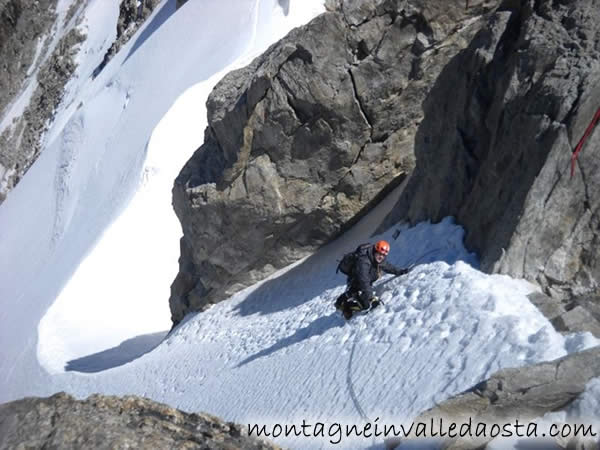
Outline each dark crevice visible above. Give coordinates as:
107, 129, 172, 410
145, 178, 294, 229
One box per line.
346, 66, 372, 168
347, 68, 373, 132
543, 169, 563, 208
517, 380, 553, 395
356, 40, 369, 60
400, 11, 434, 42
578, 156, 592, 211
562, 78, 585, 135
352, 143, 367, 165
241, 166, 249, 197
372, 26, 390, 60
409, 57, 423, 80
373, 132, 389, 144
275, 72, 310, 125
339, 3, 376, 29
339, 1, 350, 27
285, 44, 313, 65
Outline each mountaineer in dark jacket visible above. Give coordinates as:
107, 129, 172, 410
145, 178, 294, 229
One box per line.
335, 240, 409, 319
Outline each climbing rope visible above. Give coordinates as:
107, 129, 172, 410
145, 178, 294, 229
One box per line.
571, 107, 600, 177
346, 327, 371, 423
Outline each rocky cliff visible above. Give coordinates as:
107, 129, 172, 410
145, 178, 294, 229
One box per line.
172, 0, 600, 333
381, 0, 600, 332
0, 392, 279, 450
170, 0, 501, 323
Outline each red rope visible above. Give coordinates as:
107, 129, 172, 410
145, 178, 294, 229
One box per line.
571, 107, 600, 177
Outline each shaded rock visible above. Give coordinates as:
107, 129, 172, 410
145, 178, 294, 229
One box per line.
528, 291, 565, 322
170, 0, 501, 323
0, 392, 279, 450
552, 305, 600, 337
381, 0, 600, 334
386, 347, 600, 449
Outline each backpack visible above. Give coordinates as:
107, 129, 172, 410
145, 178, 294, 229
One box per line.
336, 243, 371, 275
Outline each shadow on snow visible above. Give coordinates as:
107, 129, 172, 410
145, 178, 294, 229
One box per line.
65, 331, 168, 373
123, 0, 178, 65
233, 251, 345, 317
236, 312, 343, 367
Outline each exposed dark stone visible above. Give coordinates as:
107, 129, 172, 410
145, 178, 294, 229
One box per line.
170, 0, 501, 324
0, 392, 279, 450
0, 0, 59, 202
386, 347, 600, 449
0, 24, 85, 203
381, 0, 600, 334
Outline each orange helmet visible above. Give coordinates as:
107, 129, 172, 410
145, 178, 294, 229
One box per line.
374, 240, 390, 256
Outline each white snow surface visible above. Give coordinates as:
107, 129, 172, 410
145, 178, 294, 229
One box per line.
1, 0, 600, 449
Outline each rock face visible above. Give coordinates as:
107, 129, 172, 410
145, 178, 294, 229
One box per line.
0, 392, 279, 450
0, 25, 86, 202
387, 347, 600, 449
0, 0, 60, 202
381, 0, 600, 327
0, 0, 57, 116
170, 0, 501, 323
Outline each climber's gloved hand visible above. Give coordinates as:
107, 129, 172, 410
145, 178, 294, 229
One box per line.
370, 296, 381, 310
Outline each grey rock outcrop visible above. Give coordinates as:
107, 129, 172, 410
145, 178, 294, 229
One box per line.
0, 0, 59, 202
529, 291, 600, 337
0, 26, 86, 203
0, 0, 57, 116
170, 0, 501, 323
386, 347, 600, 450
0, 392, 279, 450
381, 0, 600, 332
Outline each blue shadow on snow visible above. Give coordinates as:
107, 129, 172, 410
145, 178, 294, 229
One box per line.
233, 250, 344, 317
236, 312, 343, 368
124, 0, 177, 65
65, 331, 168, 373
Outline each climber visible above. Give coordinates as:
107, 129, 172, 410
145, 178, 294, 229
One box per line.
334, 240, 409, 319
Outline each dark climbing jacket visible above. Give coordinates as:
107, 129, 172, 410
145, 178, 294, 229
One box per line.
345, 245, 407, 307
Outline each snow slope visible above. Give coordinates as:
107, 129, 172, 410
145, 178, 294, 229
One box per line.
0, 0, 325, 400
0, 1, 599, 449
31, 212, 600, 449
